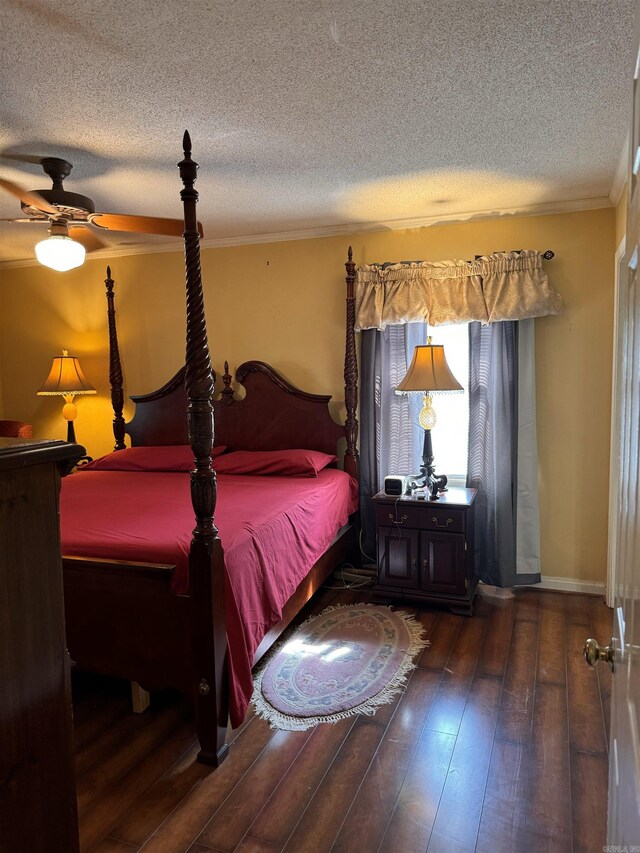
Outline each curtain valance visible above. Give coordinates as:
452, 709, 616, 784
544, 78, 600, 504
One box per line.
354, 250, 563, 331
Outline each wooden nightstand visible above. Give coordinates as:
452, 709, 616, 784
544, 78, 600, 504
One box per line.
372, 487, 477, 615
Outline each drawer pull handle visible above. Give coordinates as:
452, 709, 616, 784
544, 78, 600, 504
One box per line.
389, 513, 408, 524
432, 516, 453, 528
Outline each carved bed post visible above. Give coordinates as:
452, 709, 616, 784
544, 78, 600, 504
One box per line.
178, 131, 229, 766
105, 266, 126, 451
220, 361, 234, 406
344, 246, 359, 479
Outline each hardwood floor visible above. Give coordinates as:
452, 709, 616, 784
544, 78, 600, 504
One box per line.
74, 584, 612, 853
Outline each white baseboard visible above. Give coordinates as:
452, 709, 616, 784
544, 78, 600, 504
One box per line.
529, 575, 605, 596
479, 576, 606, 597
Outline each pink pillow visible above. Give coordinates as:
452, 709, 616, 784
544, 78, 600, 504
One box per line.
214, 449, 337, 477
84, 445, 227, 472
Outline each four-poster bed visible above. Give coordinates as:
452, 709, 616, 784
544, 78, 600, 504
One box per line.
60, 133, 359, 766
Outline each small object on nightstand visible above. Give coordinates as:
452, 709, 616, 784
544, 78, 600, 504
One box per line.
73, 455, 94, 471
384, 474, 408, 496
372, 487, 477, 615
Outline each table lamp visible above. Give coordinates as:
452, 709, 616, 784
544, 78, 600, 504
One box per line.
397, 336, 463, 500
37, 349, 96, 443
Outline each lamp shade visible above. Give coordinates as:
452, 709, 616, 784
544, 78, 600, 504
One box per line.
397, 342, 463, 393
37, 350, 96, 396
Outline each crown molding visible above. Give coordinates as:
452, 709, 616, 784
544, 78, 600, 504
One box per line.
0, 194, 612, 270
609, 132, 629, 206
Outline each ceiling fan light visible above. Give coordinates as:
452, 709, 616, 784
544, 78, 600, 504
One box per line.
35, 234, 86, 272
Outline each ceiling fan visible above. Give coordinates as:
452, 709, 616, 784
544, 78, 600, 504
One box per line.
0, 157, 203, 271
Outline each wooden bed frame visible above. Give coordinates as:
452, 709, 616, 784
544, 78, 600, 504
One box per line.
62, 132, 359, 766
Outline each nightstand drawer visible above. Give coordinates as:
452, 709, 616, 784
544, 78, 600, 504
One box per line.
375, 504, 464, 533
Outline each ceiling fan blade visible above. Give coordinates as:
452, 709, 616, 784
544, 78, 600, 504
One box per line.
0, 217, 43, 223
0, 178, 59, 215
91, 212, 204, 238
68, 225, 109, 253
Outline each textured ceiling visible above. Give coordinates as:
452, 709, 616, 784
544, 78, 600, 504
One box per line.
0, 0, 635, 264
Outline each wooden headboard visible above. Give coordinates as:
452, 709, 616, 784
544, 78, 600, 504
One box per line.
125, 360, 346, 458
105, 247, 359, 478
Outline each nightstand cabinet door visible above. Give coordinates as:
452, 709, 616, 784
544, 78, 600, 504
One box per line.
377, 527, 420, 589
420, 531, 465, 595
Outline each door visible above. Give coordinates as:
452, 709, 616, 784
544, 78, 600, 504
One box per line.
593, 23, 640, 844
605, 233, 640, 841
606, 236, 626, 607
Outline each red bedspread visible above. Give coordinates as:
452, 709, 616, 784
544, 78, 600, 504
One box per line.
60, 469, 358, 725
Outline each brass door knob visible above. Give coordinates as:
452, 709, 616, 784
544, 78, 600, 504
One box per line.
583, 638, 615, 672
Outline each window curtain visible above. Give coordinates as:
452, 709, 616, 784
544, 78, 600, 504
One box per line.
355, 250, 563, 330
466, 319, 541, 586
360, 322, 425, 559
357, 250, 554, 585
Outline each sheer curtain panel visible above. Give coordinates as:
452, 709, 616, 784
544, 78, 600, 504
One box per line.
359, 323, 424, 558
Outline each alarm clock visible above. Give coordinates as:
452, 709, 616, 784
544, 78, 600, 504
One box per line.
384, 475, 408, 496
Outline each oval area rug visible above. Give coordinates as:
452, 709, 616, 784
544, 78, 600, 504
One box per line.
252, 603, 429, 730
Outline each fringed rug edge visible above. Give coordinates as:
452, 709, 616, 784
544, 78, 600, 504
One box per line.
251, 602, 430, 732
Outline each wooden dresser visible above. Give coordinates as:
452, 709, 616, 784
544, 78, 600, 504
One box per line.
0, 438, 83, 853
373, 487, 477, 615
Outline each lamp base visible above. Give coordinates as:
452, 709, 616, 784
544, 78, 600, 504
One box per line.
407, 429, 448, 500
66, 419, 77, 444
407, 472, 448, 500
63, 403, 92, 465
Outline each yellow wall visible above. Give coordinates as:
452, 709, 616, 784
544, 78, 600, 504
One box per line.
0, 293, 3, 418
0, 206, 615, 583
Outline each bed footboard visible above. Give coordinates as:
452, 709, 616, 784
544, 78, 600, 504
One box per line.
63, 557, 191, 692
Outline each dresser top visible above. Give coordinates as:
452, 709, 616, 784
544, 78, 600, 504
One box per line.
0, 438, 84, 471
373, 487, 476, 509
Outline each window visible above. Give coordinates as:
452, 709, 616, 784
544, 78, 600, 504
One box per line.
370, 321, 469, 491
425, 323, 469, 488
